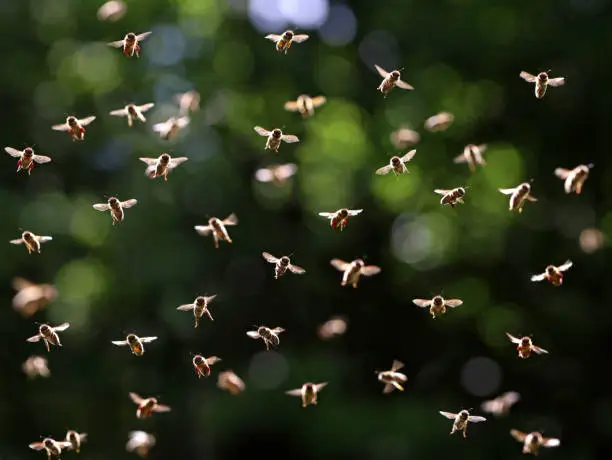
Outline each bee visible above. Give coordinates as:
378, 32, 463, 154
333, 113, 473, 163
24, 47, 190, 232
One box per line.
107, 31, 152, 57
376, 359, 408, 393
439, 409, 487, 438
519, 70, 565, 99
262, 252, 306, 279
139, 153, 188, 181
97, 0, 127, 22
175, 90, 200, 116
424, 111, 455, 132
390, 126, 420, 149
26, 323, 70, 352
194, 213, 238, 248
152, 116, 190, 140
176, 295, 218, 327
481, 391, 521, 417
506, 333, 549, 359
554, 163, 593, 194
65, 430, 87, 454
4, 146, 51, 175
112, 334, 158, 356
285, 382, 328, 408
412, 295, 463, 319
246, 326, 285, 351
253, 126, 300, 152
22, 355, 51, 379
29, 437, 73, 460
264, 30, 309, 54
330, 258, 381, 288
510, 430, 560, 455
318, 208, 363, 231
192, 354, 221, 378
375, 150, 417, 176
317, 316, 348, 340
51, 115, 96, 141
126, 431, 156, 458
374, 65, 414, 97
254, 163, 298, 185
284, 94, 327, 118
217, 370, 246, 395
499, 182, 537, 213
12, 277, 57, 317
10, 230, 53, 254
92, 196, 138, 225
129, 393, 171, 419
109, 103, 155, 127
434, 187, 467, 207
531, 260, 572, 287
454, 144, 487, 172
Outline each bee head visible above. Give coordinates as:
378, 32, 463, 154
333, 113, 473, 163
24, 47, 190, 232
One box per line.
66, 431, 77, 441
22, 231, 34, 241
458, 410, 469, 420
195, 296, 206, 306
160, 153, 170, 163
257, 326, 267, 336
545, 265, 556, 275
43, 438, 54, 448
127, 104, 137, 115
272, 129, 282, 138
537, 72, 548, 80
108, 197, 119, 206
284, 30, 294, 40
193, 355, 204, 365
304, 382, 314, 392
391, 156, 401, 165
67, 116, 77, 126
126, 32, 136, 41
354, 259, 365, 268
126, 334, 138, 344
338, 208, 349, 218
208, 217, 220, 226
23, 147, 33, 157
519, 183, 530, 194
432, 295, 444, 306
456, 187, 466, 196
280, 256, 290, 265
578, 164, 592, 174
521, 337, 531, 346
390, 70, 401, 79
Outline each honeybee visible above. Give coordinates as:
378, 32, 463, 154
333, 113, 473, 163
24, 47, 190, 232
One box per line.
4, 146, 51, 175
499, 182, 537, 212
434, 187, 467, 207
112, 334, 158, 356
262, 252, 306, 279
330, 258, 381, 288
217, 370, 246, 395
126, 431, 156, 457
481, 391, 520, 417
12, 277, 57, 317
390, 126, 420, 149
265, 30, 309, 54
317, 316, 348, 340
253, 126, 300, 152
510, 430, 560, 455
194, 213, 238, 248
318, 208, 363, 231
376, 360, 408, 393
554, 163, 593, 194
22, 355, 51, 379
375, 150, 417, 176
97, 0, 127, 22
139, 153, 188, 181
412, 295, 463, 319
129, 393, 171, 419
92, 196, 138, 225
284, 95, 327, 118
152, 116, 190, 140
109, 103, 155, 127
176, 295, 217, 327
374, 65, 414, 97
29, 437, 73, 460
285, 382, 328, 408
519, 70, 565, 99
254, 163, 298, 185
65, 430, 87, 454
439, 409, 487, 438
107, 31, 152, 57
52, 115, 96, 141
192, 354, 221, 378
175, 90, 200, 116
454, 144, 487, 172
26, 322, 70, 352
424, 111, 455, 132
10, 231, 53, 254
246, 326, 285, 351
506, 333, 549, 359
531, 260, 572, 287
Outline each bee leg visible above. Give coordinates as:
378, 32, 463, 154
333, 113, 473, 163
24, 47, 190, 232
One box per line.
205, 310, 214, 321
45, 340, 50, 352
194, 315, 199, 328
265, 341, 270, 351
462, 427, 467, 438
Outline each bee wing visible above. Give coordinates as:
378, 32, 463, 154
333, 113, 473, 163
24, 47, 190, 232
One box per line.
554, 168, 570, 179
52, 123, 70, 131
557, 260, 573, 272
360, 265, 381, 276
374, 64, 389, 78
547, 77, 565, 87
391, 360, 404, 372
531, 345, 549, 354
280, 134, 300, 143
396, 79, 414, 90
531, 272, 547, 282
246, 331, 260, 339
262, 252, 279, 264
26, 334, 42, 342
176, 116, 190, 129
525, 194, 537, 202
480, 400, 496, 413
505, 332, 521, 344
129, 392, 145, 404
503, 391, 521, 404
311, 96, 327, 107
33, 155, 52, 164
53, 322, 70, 332
444, 299, 463, 308
510, 429, 527, 442
168, 157, 189, 168
412, 299, 432, 308
347, 209, 363, 216
79, 116, 96, 127
476, 144, 488, 153
271, 327, 285, 334
318, 212, 334, 218
204, 294, 217, 303
121, 199, 138, 209
330, 259, 349, 272
314, 382, 328, 391
5, 147, 23, 157
254, 168, 274, 182
519, 71, 536, 82
176, 304, 194, 311
137, 103, 155, 113
58, 441, 73, 449
93, 203, 111, 212
139, 157, 158, 165
194, 225, 213, 236
284, 101, 299, 112
36, 236, 53, 243
206, 356, 221, 365
107, 40, 125, 48
110, 108, 127, 117
375, 164, 393, 175
542, 437, 560, 447
222, 213, 238, 226
264, 34, 281, 42
140, 336, 157, 343
152, 404, 171, 413
453, 153, 467, 163
152, 121, 169, 132
292, 34, 309, 43
498, 187, 517, 195
111, 340, 129, 346
10, 238, 24, 245
136, 31, 153, 41
285, 388, 302, 397
254, 126, 271, 137
288, 264, 306, 274
276, 163, 298, 179
439, 411, 457, 420
400, 149, 417, 163
434, 189, 451, 195
12, 277, 35, 290
468, 415, 487, 423
29, 442, 45, 451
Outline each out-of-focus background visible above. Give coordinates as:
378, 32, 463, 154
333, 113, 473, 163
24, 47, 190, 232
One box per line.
1, 0, 611, 458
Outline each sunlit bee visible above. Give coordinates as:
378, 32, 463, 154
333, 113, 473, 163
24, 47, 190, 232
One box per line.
377, 360, 408, 394
152, 116, 190, 140
92, 196, 138, 225
506, 333, 549, 359
176, 295, 217, 327
110, 103, 155, 127
265, 30, 309, 54
97, 0, 127, 22
499, 182, 537, 213
424, 111, 454, 132
192, 354, 221, 378
317, 316, 348, 340
531, 260, 572, 287
390, 126, 420, 149
52, 115, 96, 141
112, 334, 158, 356
4, 146, 51, 175
510, 430, 560, 455
217, 370, 246, 395
374, 65, 414, 97
330, 258, 381, 288
139, 153, 188, 181
65, 431, 87, 454
10, 231, 53, 254
413, 295, 463, 319
246, 326, 285, 351
254, 126, 300, 152
126, 431, 156, 458
262, 252, 306, 279
284, 94, 326, 118
454, 144, 487, 172
439, 409, 487, 438
254, 163, 298, 185
129, 393, 171, 419
29, 437, 73, 460
318, 208, 363, 231
175, 90, 200, 116
26, 322, 70, 352
285, 382, 328, 408
375, 150, 417, 176
12, 277, 57, 317
434, 187, 467, 207
107, 31, 152, 57
481, 391, 520, 417
22, 355, 51, 379
554, 163, 593, 194
520, 70, 565, 99
194, 213, 238, 248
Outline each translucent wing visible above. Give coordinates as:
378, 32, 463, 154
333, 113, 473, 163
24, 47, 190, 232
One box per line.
152, 404, 171, 413
531, 273, 547, 282
547, 77, 565, 87
5, 147, 23, 157
152, 121, 169, 132
79, 116, 96, 127
285, 388, 302, 396
374, 64, 389, 78
112, 340, 129, 346
255, 168, 274, 182
169, 157, 189, 168
468, 415, 487, 423
412, 299, 432, 308
554, 168, 570, 179
531, 345, 548, 355
543, 438, 560, 447
110, 108, 127, 117
136, 31, 152, 41
318, 212, 334, 218
206, 356, 221, 365
10, 238, 24, 245
347, 209, 363, 216
254, 126, 271, 137
453, 153, 467, 163
311, 96, 326, 107
557, 260, 573, 272
519, 71, 536, 82
222, 213, 238, 226
396, 79, 414, 90
439, 411, 457, 420
271, 327, 285, 334
510, 429, 527, 442
33, 155, 52, 164
262, 252, 279, 264
499, 187, 517, 195
107, 40, 125, 48
284, 101, 299, 112
444, 299, 463, 308
280, 134, 300, 143
276, 163, 298, 179
288, 264, 306, 274
246, 331, 260, 339
175, 116, 190, 129
121, 199, 138, 209
502, 391, 521, 404
140, 336, 157, 343
204, 294, 217, 303
434, 189, 451, 195
93, 203, 111, 212
27, 334, 42, 342
194, 225, 212, 236
53, 322, 70, 332
137, 103, 155, 113
36, 236, 53, 243
176, 304, 194, 311
52, 123, 70, 132
360, 266, 381, 276
391, 360, 404, 372
525, 194, 538, 202
292, 34, 309, 43
400, 149, 417, 163
139, 157, 157, 165
330, 259, 349, 271
375, 164, 393, 175
505, 332, 521, 344
29, 442, 45, 451
265, 34, 281, 42
129, 392, 144, 404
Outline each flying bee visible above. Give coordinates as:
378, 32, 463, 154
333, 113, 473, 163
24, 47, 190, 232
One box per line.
109, 103, 155, 127
318, 208, 363, 231
112, 334, 158, 356
424, 111, 455, 132
264, 30, 309, 54
285, 382, 328, 408
254, 163, 298, 185
22, 355, 51, 379
217, 370, 246, 395
192, 354, 221, 378
129, 393, 171, 419
262, 252, 306, 279
554, 163, 593, 194
29, 437, 73, 460
246, 326, 285, 351
499, 182, 537, 213
390, 126, 420, 149
175, 90, 200, 116
375, 150, 417, 176
376, 359, 408, 393
284, 94, 326, 118
65, 430, 87, 454
454, 144, 487, 172
194, 213, 238, 248
253, 126, 300, 152
412, 295, 463, 319
374, 65, 414, 97
52, 115, 96, 141
531, 260, 573, 287
4, 146, 51, 175
510, 430, 560, 455
152, 116, 190, 140
10, 231, 53, 254
519, 70, 565, 99
317, 316, 348, 340
481, 391, 521, 417
139, 153, 188, 181
92, 196, 138, 225
434, 187, 468, 207
107, 31, 152, 57
26, 322, 70, 352
330, 258, 381, 288
506, 333, 549, 359
439, 409, 487, 438
12, 277, 57, 317
126, 431, 156, 458
176, 295, 217, 327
